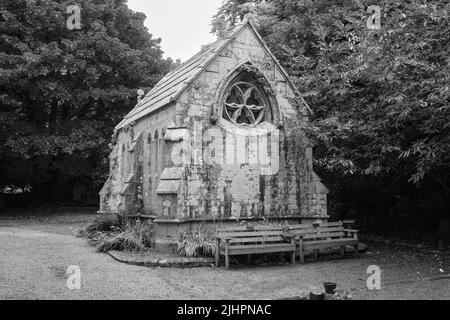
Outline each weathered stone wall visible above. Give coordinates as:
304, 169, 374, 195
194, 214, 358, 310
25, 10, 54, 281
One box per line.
100, 105, 177, 214
171, 25, 326, 220
101, 24, 328, 222
99, 141, 120, 213
133, 106, 176, 214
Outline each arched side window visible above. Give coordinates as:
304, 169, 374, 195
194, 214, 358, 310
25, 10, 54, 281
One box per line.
160, 129, 167, 171
147, 132, 152, 168
126, 142, 132, 176
147, 132, 152, 144
153, 131, 159, 174
222, 72, 272, 126
120, 144, 126, 181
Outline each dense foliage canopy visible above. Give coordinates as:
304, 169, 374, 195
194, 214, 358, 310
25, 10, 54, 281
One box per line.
213, 0, 450, 235
0, 0, 173, 204
1, 0, 449, 237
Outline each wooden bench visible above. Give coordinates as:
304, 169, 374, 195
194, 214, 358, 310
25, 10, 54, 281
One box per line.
287, 221, 359, 263
343, 219, 356, 229
214, 225, 296, 269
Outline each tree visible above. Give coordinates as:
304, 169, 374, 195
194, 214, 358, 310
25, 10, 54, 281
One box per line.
213, 0, 450, 235
0, 0, 173, 205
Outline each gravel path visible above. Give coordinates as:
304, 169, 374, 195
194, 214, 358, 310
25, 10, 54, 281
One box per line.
0, 213, 449, 300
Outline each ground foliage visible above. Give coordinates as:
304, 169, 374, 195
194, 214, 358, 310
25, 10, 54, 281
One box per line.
79, 213, 156, 252
177, 225, 216, 258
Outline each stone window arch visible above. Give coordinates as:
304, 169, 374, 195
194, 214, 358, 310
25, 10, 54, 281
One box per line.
120, 144, 126, 181
147, 132, 152, 144
126, 142, 132, 176
147, 132, 152, 167
160, 128, 166, 170
221, 71, 272, 126
153, 131, 159, 174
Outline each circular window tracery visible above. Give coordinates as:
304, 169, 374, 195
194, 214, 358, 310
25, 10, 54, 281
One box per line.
222, 81, 268, 126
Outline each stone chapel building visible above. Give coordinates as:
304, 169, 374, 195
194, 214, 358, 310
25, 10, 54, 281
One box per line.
99, 20, 328, 237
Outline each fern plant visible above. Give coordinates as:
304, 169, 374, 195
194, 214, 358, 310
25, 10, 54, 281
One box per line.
177, 225, 216, 258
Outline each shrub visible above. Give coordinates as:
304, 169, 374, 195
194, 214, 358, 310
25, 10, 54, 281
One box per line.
78, 213, 125, 239
79, 214, 156, 253
96, 220, 156, 253
177, 226, 216, 258
96, 230, 144, 253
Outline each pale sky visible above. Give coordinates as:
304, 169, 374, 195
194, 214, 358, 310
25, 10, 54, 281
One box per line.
127, 0, 223, 62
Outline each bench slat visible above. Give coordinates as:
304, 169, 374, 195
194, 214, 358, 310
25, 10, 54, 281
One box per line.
319, 221, 343, 227
221, 243, 295, 255
228, 236, 286, 244
217, 226, 284, 232
286, 224, 313, 230
226, 243, 294, 249
313, 227, 344, 232
225, 246, 295, 255
304, 238, 358, 245
302, 232, 345, 240
343, 219, 355, 226
289, 227, 344, 234
216, 231, 284, 238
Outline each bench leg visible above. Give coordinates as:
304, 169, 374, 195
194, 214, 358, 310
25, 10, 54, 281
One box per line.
299, 241, 304, 264
340, 246, 345, 258
247, 254, 252, 264
225, 241, 230, 269
290, 238, 296, 265
354, 244, 359, 258
215, 239, 220, 267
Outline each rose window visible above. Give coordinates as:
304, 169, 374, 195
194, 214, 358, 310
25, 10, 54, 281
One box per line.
222, 81, 267, 126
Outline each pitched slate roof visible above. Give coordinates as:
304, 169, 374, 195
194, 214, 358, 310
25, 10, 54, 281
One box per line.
115, 19, 311, 131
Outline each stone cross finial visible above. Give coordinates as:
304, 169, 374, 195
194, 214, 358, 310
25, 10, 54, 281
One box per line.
137, 89, 145, 103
